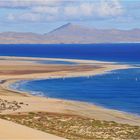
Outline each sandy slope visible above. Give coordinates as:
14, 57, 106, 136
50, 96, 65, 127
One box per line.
0, 118, 67, 140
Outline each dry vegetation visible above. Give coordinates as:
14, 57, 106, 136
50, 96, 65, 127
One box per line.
0, 112, 140, 140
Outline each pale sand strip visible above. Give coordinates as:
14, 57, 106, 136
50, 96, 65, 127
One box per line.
0, 118, 67, 140
0, 56, 115, 64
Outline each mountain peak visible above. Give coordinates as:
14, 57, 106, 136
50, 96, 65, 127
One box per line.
48, 23, 88, 35
63, 22, 72, 27
48, 23, 73, 34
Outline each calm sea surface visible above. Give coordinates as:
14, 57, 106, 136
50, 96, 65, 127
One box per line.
1, 44, 140, 115
0, 43, 140, 62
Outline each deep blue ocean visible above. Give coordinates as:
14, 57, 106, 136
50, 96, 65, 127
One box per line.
1, 43, 140, 115
0, 43, 140, 62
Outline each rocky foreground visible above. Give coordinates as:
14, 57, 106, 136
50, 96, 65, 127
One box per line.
0, 98, 28, 112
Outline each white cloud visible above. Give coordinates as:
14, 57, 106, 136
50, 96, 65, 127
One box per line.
99, 0, 124, 17
64, 0, 124, 18
32, 6, 59, 15
5, 0, 124, 22
79, 3, 94, 16
7, 13, 42, 22
64, 3, 95, 17
0, 0, 63, 8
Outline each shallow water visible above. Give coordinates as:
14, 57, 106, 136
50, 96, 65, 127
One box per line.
36, 60, 76, 65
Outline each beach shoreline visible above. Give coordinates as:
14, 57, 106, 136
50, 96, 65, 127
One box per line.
0, 57, 133, 99
7, 68, 140, 119
8, 78, 140, 120
0, 57, 139, 119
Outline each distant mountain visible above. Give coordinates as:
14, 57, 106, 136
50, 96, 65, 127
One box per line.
0, 23, 140, 44
0, 32, 43, 44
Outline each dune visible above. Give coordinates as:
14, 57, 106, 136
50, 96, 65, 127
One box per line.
0, 118, 67, 140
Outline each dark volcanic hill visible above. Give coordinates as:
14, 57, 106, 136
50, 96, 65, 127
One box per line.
0, 23, 140, 44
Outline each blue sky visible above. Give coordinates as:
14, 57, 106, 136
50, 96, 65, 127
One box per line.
0, 0, 139, 33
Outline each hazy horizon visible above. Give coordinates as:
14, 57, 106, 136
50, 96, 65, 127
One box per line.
0, 0, 139, 33
0, 22, 140, 34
